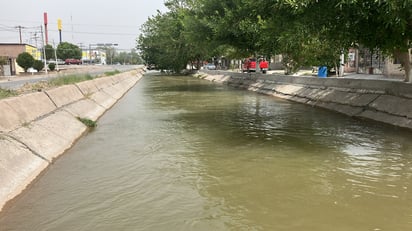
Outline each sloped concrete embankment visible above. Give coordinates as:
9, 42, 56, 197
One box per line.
0, 69, 144, 212
200, 71, 412, 129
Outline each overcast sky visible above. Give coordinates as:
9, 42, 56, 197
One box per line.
0, 0, 167, 51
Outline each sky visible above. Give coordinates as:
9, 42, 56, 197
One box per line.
0, 0, 168, 51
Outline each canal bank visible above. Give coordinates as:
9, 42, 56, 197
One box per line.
0, 68, 144, 212
199, 70, 412, 130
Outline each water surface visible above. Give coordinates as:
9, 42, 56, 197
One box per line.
1, 74, 412, 230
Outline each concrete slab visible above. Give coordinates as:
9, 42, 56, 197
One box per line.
116, 79, 135, 92
314, 102, 364, 116
76, 80, 99, 96
318, 89, 378, 107
273, 84, 305, 96
0, 135, 49, 212
358, 110, 412, 129
369, 95, 412, 118
93, 77, 115, 90
89, 90, 117, 109
0, 100, 20, 132
102, 85, 125, 100
1, 92, 56, 132
45, 85, 84, 108
10, 110, 87, 161
63, 99, 106, 121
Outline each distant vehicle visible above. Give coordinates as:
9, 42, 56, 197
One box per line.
27, 67, 38, 73
204, 63, 216, 70
146, 64, 156, 70
47, 59, 65, 65
65, 58, 82, 65
242, 58, 256, 72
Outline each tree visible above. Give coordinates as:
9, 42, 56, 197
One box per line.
138, 0, 412, 79
56, 42, 82, 60
16, 52, 35, 72
138, 9, 190, 73
32, 60, 44, 72
48, 63, 56, 71
44, 44, 55, 60
340, 0, 412, 82
274, 0, 412, 80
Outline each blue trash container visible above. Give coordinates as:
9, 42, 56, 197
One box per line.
318, 66, 327, 78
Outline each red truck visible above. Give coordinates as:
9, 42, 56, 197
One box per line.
242, 58, 256, 73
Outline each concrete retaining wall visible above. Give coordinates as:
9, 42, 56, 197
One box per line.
199, 70, 412, 130
0, 69, 143, 212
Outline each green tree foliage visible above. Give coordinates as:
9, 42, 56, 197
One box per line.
16, 52, 35, 72
48, 63, 56, 71
44, 44, 55, 60
57, 42, 82, 60
138, 10, 188, 73
32, 60, 44, 72
138, 0, 412, 79
340, 0, 412, 81
113, 50, 143, 65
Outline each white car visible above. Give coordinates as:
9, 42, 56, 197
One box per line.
204, 63, 216, 70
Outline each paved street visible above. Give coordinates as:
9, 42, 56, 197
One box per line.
0, 65, 142, 89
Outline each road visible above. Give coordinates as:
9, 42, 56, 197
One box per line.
0, 64, 142, 90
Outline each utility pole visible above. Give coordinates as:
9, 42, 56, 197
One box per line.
53, 41, 59, 71
15, 26, 24, 44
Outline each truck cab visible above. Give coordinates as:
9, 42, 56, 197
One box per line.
242, 58, 257, 73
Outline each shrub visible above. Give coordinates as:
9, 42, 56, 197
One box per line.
32, 60, 44, 72
48, 63, 56, 71
16, 52, 35, 72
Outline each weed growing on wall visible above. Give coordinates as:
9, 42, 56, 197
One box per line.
77, 117, 97, 128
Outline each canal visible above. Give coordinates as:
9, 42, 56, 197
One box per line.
1, 73, 412, 230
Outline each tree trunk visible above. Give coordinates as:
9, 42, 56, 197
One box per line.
395, 50, 412, 82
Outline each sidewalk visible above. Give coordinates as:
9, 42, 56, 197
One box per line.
0, 65, 114, 84
0, 73, 54, 83
265, 69, 404, 81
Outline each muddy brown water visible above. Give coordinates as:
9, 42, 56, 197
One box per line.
1, 74, 411, 230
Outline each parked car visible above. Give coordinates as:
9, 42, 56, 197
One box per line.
204, 63, 216, 70
47, 59, 65, 65
146, 64, 156, 70
65, 58, 82, 65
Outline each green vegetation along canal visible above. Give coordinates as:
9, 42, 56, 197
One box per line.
1, 73, 412, 230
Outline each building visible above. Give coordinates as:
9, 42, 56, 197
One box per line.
0, 43, 40, 76
345, 47, 407, 78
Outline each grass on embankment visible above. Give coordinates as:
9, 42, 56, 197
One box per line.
0, 88, 18, 99
104, 70, 121, 76
1, 70, 124, 98
48, 73, 94, 86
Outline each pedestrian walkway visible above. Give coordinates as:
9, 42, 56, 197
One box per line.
265, 69, 404, 81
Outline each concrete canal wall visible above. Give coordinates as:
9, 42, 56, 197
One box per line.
200, 70, 412, 130
0, 69, 144, 212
